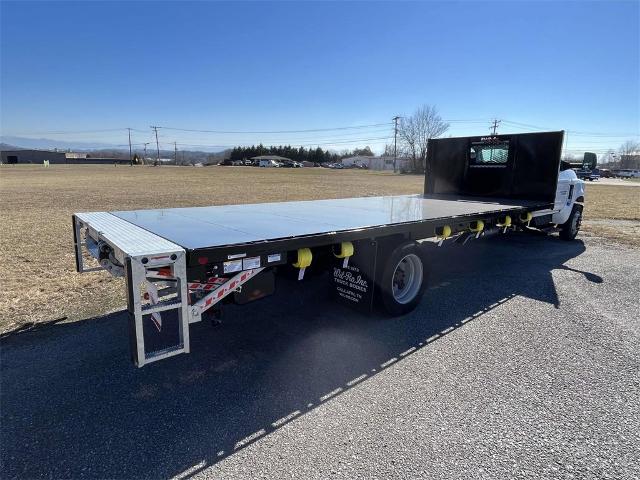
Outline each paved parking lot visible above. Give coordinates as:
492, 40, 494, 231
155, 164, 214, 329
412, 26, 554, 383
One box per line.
1, 234, 638, 479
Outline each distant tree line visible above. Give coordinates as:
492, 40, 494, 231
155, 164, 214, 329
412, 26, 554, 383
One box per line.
228, 144, 375, 163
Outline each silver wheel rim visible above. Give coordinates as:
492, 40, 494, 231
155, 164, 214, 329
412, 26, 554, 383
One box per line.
392, 254, 423, 304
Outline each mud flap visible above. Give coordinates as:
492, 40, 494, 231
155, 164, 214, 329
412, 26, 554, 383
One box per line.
331, 239, 378, 313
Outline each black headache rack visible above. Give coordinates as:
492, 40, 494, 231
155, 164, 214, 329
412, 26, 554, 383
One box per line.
425, 131, 564, 203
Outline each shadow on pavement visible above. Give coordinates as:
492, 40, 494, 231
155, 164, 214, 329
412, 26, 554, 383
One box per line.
1, 234, 597, 479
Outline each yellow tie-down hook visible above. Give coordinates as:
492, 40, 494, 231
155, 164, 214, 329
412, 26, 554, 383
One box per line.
293, 248, 312, 280
435, 225, 452, 247
334, 241, 354, 268
469, 220, 485, 239
497, 215, 512, 233
520, 211, 533, 227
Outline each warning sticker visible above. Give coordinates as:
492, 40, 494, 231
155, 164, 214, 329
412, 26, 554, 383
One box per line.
242, 256, 261, 270
223, 259, 242, 273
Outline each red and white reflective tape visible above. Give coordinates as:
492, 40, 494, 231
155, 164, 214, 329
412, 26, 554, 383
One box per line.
193, 268, 264, 314
188, 277, 227, 291
147, 266, 172, 275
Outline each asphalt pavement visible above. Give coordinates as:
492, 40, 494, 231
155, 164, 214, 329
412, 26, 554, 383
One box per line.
1, 233, 638, 479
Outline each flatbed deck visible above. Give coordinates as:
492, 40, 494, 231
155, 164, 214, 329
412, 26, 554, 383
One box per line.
104, 194, 550, 265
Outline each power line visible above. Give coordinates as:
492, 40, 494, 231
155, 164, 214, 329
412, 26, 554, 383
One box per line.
502, 119, 639, 137
154, 122, 392, 134
11, 120, 492, 137
445, 119, 492, 123
160, 127, 394, 146
171, 136, 393, 149
10, 128, 136, 135
154, 119, 490, 136
10, 119, 637, 139
565, 131, 640, 137
566, 140, 636, 145
501, 120, 551, 131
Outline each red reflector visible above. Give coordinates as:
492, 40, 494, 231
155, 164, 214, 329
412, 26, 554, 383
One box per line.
197, 257, 208, 265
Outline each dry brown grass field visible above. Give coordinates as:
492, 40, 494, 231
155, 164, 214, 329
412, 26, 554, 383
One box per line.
1, 164, 638, 333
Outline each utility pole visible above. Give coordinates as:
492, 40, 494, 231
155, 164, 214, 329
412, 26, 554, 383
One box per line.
127, 128, 133, 166
143, 142, 149, 165
151, 126, 160, 166
174, 141, 178, 165
490, 119, 501, 135
392, 116, 400, 173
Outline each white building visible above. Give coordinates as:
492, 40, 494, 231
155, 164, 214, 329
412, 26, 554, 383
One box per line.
341, 155, 410, 171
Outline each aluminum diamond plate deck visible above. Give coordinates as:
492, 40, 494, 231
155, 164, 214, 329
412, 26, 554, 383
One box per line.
111, 194, 545, 251
75, 211, 183, 257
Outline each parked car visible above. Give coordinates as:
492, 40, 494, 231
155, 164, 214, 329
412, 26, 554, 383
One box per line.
614, 169, 640, 178
244, 159, 253, 166
346, 162, 368, 169
259, 159, 281, 167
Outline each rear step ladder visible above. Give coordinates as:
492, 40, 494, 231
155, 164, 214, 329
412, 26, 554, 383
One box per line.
74, 212, 190, 367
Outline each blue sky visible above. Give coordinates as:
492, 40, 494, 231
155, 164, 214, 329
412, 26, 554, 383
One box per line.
1, 0, 638, 154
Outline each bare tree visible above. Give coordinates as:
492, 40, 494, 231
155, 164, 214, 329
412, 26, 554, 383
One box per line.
398, 105, 449, 173
383, 143, 406, 157
339, 149, 352, 159
600, 149, 616, 166
619, 140, 640, 169
352, 146, 375, 157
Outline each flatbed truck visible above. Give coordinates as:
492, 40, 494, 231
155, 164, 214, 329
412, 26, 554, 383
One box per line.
73, 131, 585, 367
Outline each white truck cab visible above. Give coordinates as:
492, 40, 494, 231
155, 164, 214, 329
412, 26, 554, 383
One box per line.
531, 167, 585, 239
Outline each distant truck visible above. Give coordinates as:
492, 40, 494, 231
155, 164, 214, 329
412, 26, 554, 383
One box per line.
569, 151, 599, 181
576, 168, 600, 181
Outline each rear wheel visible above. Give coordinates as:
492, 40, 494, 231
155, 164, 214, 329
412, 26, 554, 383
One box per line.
379, 242, 427, 316
560, 204, 583, 240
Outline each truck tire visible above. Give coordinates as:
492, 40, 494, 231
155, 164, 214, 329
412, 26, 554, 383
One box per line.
378, 242, 427, 316
560, 204, 583, 241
